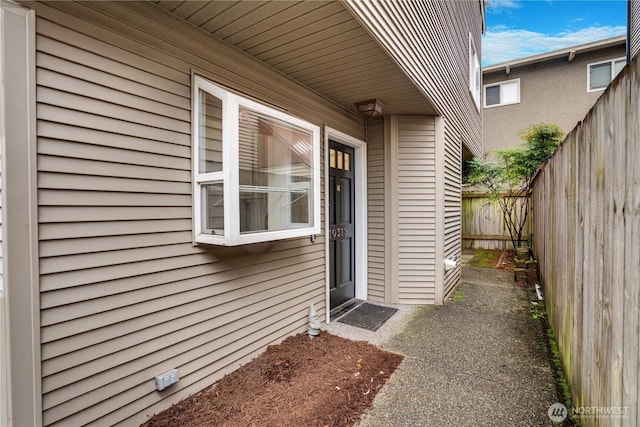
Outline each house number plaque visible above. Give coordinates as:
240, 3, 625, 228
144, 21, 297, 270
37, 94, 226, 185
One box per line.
331, 227, 348, 238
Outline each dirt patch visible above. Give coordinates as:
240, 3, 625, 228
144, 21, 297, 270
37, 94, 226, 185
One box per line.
141, 331, 403, 427
496, 249, 516, 270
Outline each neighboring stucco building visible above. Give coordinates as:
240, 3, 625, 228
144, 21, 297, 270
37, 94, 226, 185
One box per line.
482, 35, 626, 157
0, 1, 483, 425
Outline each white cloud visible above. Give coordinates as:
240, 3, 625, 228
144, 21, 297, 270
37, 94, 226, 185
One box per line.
482, 26, 626, 65
486, 0, 523, 11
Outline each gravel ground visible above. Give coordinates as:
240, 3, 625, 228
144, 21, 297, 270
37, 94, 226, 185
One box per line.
345, 266, 559, 427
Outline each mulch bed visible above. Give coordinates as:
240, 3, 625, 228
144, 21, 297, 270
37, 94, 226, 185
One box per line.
141, 331, 404, 427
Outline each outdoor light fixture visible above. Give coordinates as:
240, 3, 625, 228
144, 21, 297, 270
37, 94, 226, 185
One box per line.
354, 98, 385, 120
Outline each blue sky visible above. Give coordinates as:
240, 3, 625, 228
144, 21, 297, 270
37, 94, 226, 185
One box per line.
483, 0, 627, 66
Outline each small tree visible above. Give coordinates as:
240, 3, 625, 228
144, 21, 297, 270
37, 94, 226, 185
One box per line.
464, 123, 563, 249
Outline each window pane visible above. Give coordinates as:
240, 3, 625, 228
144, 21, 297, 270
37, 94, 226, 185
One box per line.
239, 188, 310, 232
590, 63, 611, 90
344, 153, 351, 171
238, 108, 313, 233
330, 149, 336, 168
485, 85, 500, 106
473, 52, 481, 106
239, 190, 268, 232
201, 182, 224, 235
474, 64, 481, 98
501, 81, 519, 104
199, 90, 223, 173
290, 191, 309, 224
614, 59, 626, 77
337, 151, 343, 170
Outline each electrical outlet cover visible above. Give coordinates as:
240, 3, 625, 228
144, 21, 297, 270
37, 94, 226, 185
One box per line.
155, 369, 180, 391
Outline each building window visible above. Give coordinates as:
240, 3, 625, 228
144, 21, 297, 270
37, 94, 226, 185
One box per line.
469, 34, 481, 110
483, 79, 520, 107
588, 57, 626, 91
192, 74, 320, 246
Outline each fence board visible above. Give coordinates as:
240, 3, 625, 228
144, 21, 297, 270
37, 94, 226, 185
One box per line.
462, 192, 531, 250
532, 55, 640, 426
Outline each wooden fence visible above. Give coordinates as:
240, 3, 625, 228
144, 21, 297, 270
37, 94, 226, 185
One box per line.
462, 192, 531, 250
532, 55, 640, 426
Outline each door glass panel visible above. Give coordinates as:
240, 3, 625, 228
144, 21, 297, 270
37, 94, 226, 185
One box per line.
330, 149, 336, 168
337, 151, 343, 169
344, 153, 351, 171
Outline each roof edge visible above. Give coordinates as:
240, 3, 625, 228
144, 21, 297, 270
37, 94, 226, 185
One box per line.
483, 35, 627, 73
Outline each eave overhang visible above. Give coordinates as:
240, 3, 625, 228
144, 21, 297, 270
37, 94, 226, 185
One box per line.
152, 0, 438, 118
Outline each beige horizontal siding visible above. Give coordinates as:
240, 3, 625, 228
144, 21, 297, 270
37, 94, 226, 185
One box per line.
39, 219, 192, 241
38, 230, 190, 254
23, 0, 364, 425
396, 117, 436, 304
42, 272, 324, 406
366, 119, 385, 302
38, 121, 191, 159
38, 137, 191, 170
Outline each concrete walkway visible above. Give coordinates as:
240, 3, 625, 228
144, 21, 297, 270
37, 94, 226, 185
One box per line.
327, 263, 560, 426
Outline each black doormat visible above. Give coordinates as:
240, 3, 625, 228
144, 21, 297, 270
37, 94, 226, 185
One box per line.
338, 303, 398, 332
330, 299, 363, 322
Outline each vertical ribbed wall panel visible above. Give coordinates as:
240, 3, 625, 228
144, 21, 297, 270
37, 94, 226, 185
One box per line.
632, 0, 640, 60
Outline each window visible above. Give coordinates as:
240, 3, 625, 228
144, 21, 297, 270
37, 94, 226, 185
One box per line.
483, 79, 520, 107
192, 75, 320, 246
469, 34, 481, 109
588, 57, 626, 91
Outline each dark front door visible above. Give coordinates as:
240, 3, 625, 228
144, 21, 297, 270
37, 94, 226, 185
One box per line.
329, 141, 355, 309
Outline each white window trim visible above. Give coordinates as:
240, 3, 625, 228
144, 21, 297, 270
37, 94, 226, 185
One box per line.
483, 78, 521, 108
587, 57, 626, 92
192, 74, 321, 246
468, 33, 481, 111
